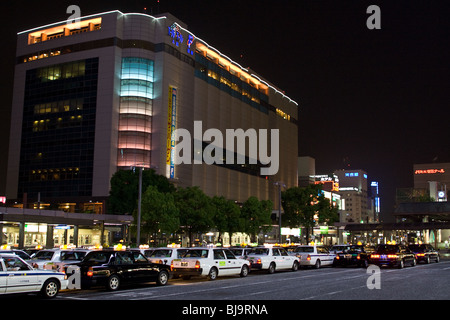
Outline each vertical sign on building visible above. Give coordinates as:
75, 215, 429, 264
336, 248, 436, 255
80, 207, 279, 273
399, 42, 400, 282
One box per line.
166, 86, 177, 179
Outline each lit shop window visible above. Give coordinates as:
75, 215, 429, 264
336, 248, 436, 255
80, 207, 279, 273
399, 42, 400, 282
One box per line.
34, 98, 83, 114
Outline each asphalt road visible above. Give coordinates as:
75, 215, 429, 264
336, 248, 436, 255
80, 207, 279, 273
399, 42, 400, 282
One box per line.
58, 258, 450, 301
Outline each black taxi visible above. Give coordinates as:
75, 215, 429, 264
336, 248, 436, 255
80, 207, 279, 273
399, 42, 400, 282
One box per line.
75, 249, 171, 290
368, 244, 416, 268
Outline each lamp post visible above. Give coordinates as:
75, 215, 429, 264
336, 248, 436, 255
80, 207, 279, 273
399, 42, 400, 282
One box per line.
137, 166, 143, 247
274, 181, 286, 244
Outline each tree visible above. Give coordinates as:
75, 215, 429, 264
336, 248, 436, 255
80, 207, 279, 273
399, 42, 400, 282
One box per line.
211, 196, 243, 246
136, 185, 179, 244
108, 169, 176, 215
240, 196, 273, 243
282, 184, 338, 243
174, 186, 214, 246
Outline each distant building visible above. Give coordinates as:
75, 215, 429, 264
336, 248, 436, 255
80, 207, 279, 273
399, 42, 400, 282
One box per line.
335, 169, 375, 224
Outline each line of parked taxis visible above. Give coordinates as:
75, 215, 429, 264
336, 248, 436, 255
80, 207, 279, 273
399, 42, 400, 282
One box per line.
0, 241, 441, 297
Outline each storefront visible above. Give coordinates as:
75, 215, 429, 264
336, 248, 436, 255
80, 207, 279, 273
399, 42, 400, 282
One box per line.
0, 207, 133, 249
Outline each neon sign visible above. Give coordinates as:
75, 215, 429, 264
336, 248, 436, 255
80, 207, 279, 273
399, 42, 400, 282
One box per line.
168, 23, 183, 47
187, 34, 195, 55
415, 169, 445, 174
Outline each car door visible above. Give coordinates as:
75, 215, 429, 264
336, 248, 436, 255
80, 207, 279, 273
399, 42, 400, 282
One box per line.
0, 259, 6, 294
3, 256, 39, 294
115, 252, 135, 281
133, 252, 157, 280
213, 249, 229, 276
279, 248, 292, 268
317, 246, 333, 265
223, 249, 240, 275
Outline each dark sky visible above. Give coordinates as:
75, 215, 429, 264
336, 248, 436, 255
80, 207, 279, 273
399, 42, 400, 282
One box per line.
1, 0, 449, 221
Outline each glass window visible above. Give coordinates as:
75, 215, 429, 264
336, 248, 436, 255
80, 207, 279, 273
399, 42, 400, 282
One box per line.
280, 248, 289, 256
3, 257, 31, 271
133, 253, 148, 264
183, 249, 209, 258
224, 250, 236, 260
150, 250, 172, 258
272, 249, 280, 256
213, 250, 226, 260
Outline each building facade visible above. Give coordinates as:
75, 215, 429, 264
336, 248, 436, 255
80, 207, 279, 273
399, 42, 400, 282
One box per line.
6, 10, 298, 213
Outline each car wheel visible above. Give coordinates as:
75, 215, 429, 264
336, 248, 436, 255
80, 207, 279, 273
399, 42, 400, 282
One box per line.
292, 261, 299, 271
425, 256, 430, 264
362, 259, 369, 268
268, 262, 276, 274
240, 265, 249, 277
411, 258, 417, 267
436, 255, 440, 263
208, 267, 218, 280
107, 274, 121, 291
157, 270, 169, 286
40, 279, 60, 299
398, 259, 404, 269
314, 259, 321, 269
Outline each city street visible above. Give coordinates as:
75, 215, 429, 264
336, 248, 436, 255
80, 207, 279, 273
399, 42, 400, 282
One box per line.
57, 257, 450, 301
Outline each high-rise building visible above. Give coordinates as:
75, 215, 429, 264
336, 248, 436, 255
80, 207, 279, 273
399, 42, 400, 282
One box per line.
6, 10, 298, 212
335, 169, 374, 224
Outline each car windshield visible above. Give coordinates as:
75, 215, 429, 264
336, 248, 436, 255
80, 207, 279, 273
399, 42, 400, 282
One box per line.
376, 245, 399, 254
250, 248, 269, 255
295, 247, 314, 253
30, 250, 55, 260
60, 251, 87, 261
182, 249, 209, 258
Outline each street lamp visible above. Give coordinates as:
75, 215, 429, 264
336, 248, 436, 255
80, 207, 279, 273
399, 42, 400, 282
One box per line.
274, 181, 286, 244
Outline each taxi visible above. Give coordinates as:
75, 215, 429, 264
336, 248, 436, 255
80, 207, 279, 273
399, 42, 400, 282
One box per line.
0, 253, 68, 298
246, 246, 300, 273
171, 247, 250, 280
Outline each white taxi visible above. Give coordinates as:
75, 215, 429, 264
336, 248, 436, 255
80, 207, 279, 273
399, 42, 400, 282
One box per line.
0, 253, 68, 298
145, 247, 189, 266
291, 245, 336, 269
246, 246, 300, 273
29, 248, 90, 270
171, 247, 250, 280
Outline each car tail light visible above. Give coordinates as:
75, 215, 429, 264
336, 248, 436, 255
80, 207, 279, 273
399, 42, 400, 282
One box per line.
195, 261, 201, 269
307, 255, 311, 261
416, 253, 425, 257
357, 254, 361, 260
336, 255, 340, 260
387, 254, 398, 259
256, 258, 262, 264
371, 254, 380, 259
87, 267, 94, 277
158, 259, 163, 264
170, 262, 174, 271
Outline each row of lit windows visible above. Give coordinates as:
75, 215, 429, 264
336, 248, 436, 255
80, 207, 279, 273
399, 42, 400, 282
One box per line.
28, 20, 101, 45
37, 61, 86, 82
34, 98, 83, 115
206, 69, 261, 104
29, 167, 80, 181
276, 108, 291, 121
32, 116, 82, 132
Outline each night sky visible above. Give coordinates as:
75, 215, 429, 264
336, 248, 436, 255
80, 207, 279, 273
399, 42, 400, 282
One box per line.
1, 1, 449, 221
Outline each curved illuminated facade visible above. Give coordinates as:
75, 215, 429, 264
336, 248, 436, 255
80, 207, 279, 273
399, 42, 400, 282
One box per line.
7, 10, 299, 211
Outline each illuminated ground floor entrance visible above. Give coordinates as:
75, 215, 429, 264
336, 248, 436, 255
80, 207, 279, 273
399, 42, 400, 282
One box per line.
0, 207, 133, 249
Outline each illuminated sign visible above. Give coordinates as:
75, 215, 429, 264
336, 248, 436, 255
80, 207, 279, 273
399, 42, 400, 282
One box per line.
168, 23, 183, 47
187, 34, 195, 55
0, 196, 5, 204
166, 86, 177, 179
415, 169, 445, 174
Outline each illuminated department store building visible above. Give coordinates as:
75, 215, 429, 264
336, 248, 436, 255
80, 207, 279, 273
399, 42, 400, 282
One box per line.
3, 11, 298, 248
